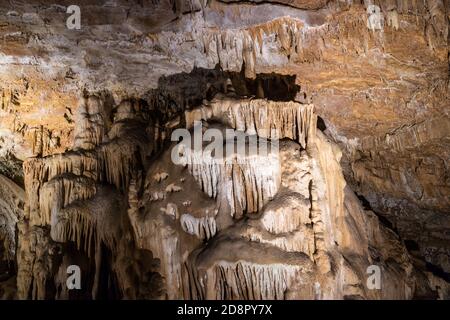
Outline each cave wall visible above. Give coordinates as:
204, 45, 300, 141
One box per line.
0, 0, 449, 299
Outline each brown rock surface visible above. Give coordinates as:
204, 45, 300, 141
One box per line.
0, 0, 448, 299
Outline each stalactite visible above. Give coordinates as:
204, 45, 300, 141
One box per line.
204, 262, 302, 300
260, 195, 310, 234
179, 95, 315, 227
153, 172, 169, 182
165, 183, 182, 193
39, 174, 96, 226
50, 186, 125, 257
184, 145, 281, 218
98, 141, 139, 192
242, 226, 315, 255
23, 151, 98, 223
180, 214, 217, 240
51, 206, 97, 256
186, 97, 316, 149
11, 76, 442, 300
202, 18, 305, 78
24, 152, 98, 187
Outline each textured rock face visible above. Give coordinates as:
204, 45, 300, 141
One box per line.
0, 174, 24, 298
0, 0, 449, 299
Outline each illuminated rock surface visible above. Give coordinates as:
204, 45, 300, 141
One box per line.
0, 0, 449, 299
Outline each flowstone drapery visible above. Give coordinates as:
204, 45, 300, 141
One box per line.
3, 93, 445, 300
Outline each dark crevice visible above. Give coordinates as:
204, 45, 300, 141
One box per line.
143, 65, 300, 123
374, 212, 397, 233
216, 0, 329, 11
426, 262, 450, 283
317, 116, 327, 131
227, 63, 300, 101
404, 239, 420, 252
357, 194, 373, 211
357, 193, 399, 233
357, 194, 450, 287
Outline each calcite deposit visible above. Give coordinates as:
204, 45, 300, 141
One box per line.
0, 0, 449, 300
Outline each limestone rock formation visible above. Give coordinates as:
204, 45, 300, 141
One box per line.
0, 174, 24, 299
0, 0, 449, 300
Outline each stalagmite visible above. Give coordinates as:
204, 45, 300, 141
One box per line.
135, 213, 183, 299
